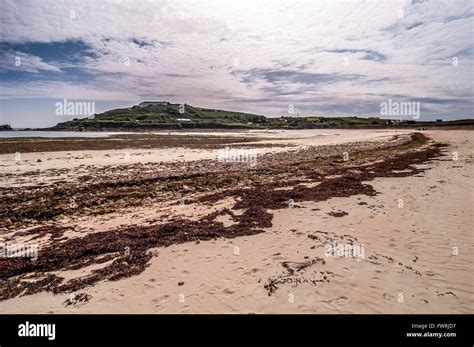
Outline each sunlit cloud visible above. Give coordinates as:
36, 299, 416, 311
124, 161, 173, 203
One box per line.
0, 0, 473, 127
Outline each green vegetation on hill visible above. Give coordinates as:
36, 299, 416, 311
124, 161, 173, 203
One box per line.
51, 102, 474, 131
54, 103, 269, 130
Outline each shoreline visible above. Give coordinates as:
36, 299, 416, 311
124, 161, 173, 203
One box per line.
2, 122, 474, 134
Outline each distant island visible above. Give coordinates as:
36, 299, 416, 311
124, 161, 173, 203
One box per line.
0, 124, 13, 131
47, 101, 474, 131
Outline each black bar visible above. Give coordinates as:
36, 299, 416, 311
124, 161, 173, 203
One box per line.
0, 314, 472, 345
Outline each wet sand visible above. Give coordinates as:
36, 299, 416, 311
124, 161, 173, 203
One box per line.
0, 129, 472, 313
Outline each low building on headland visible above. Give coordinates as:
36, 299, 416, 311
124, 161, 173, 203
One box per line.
386, 119, 403, 125
138, 101, 170, 108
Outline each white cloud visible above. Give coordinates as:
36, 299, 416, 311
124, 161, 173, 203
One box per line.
0, 51, 62, 73
0, 0, 472, 120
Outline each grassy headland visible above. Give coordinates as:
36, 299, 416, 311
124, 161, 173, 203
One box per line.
47, 102, 474, 131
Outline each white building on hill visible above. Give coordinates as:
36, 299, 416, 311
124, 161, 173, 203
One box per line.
138, 101, 170, 108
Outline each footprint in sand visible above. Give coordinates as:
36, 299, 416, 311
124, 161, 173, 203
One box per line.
328, 296, 351, 307
223, 288, 235, 295
244, 268, 260, 275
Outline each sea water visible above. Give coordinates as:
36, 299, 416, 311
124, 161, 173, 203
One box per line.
0, 131, 127, 138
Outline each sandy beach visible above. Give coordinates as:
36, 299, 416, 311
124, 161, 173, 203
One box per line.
0, 129, 472, 313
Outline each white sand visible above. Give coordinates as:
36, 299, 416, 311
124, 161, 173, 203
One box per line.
0, 130, 472, 313
0, 129, 411, 181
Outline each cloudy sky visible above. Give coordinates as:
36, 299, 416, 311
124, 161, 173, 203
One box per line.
0, 0, 473, 127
